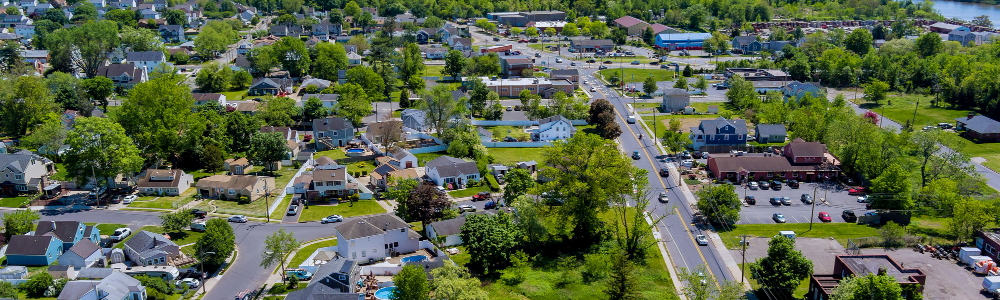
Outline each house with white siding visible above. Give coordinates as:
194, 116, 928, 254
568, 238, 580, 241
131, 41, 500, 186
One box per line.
333, 214, 420, 262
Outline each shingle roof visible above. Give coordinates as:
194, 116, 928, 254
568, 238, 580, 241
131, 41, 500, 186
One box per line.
710, 156, 836, 173
786, 138, 826, 157
426, 156, 478, 178
614, 16, 647, 28
137, 169, 186, 188
66, 239, 100, 258
195, 175, 266, 190
538, 115, 570, 125
192, 93, 223, 102
126, 51, 166, 62
123, 230, 178, 259
6, 235, 57, 255
314, 156, 337, 167
428, 216, 466, 237
957, 115, 1000, 134
732, 36, 758, 46
662, 88, 689, 96
755, 124, 786, 137
34, 221, 82, 243
334, 213, 409, 240
0, 151, 47, 174
313, 117, 353, 132
313, 168, 347, 181
691, 117, 748, 135
550, 69, 578, 76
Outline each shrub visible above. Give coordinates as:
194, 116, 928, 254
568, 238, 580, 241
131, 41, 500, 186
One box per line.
237, 196, 251, 204
485, 175, 500, 191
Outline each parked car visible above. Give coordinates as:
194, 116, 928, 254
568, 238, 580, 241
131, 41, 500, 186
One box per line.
111, 228, 131, 241
630, 61, 640, 65
506, 106, 513, 111
176, 278, 200, 289
818, 212, 832, 222
632, 151, 640, 160
848, 187, 869, 195
695, 235, 709, 246
493, 37, 500, 41
472, 192, 491, 201
780, 197, 792, 206
458, 204, 476, 212
591, 87, 597, 92
228, 215, 248, 223
658, 192, 669, 203
534, 53, 541, 57
604, 60, 613, 64
769, 197, 781, 205
937, 122, 953, 129
649, 61, 659, 65
191, 209, 209, 219
857, 195, 869, 203
744, 195, 756, 205
484, 201, 498, 210
748, 181, 759, 190
759, 181, 770, 190
800, 194, 813, 204
772, 213, 786, 223
123, 195, 137, 204
321, 215, 343, 224
285, 269, 313, 280
659, 167, 670, 177
287, 205, 299, 215
771, 180, 783, 191
598, 65, 608, 70
570, 62, 576, 66
787, 180, 800, 189
586, 59, 596, 63
660, 65, 671, 69
842, 210, 857, 222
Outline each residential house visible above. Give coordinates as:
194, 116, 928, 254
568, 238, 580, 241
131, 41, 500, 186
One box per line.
0, 32, 20, 42
366, 120, 404, 147
754, 124, 787, 144
569, 39, 614, 53
389, 148, 418, 169
95, 63, 147, 89
270, 25, 305, 37
333, 213, 420, 262
707, 138, 841, 182
449, 38, 473, 51
731, 36, 762, 53
654, 33, 712, 50
301, 77, 333, 91
300, 94, 339, 109
781, 81, 824, 101
400, 109, 427, 132
14, 24, 33, 40
158, 25, 185, 42
139, 8, 159, 19
474, 76, 575, 98
234, 10, 255, 24
394, 12, 421, 24
689, 117, 748, 151
247, 77, 294, 96
21, 50, 48, 63
123, 230, 181, 266
347, 51, 363, 66
260, 126, 301, 167
110, 0, 136, 8
976, 229, 1000, 262
0, 150, 54, 196
426, 216, 470, 246
126, 51, 171, 72
948, 28, 998, 46
487, 164, 509, 178
420, 45, 447, 59
236, 40, 252, 55
284, 257, 362, 299
310, 167, 358, 197
661, 88, 690, 112
613, 16, 648, 36
415, 28, 436, 44
224, 158, 252, 175
5, 235, 63, 266
437, 27, 460, 43
550, 69, 579, 83
313, 117, 354, 150
151, 0, 167, 9
311, 21, 341, 40
533, 115, 576, 141
807, 255, 925, 300
0, 14, 31, 28
929, 21, 963, 33
194, 175, 275, 201
192, 93, 227, 106
18, 0, 37, 11
58, 239, 103, 268
500, 55, 534, 77
136, 169, 194, 196
425, 156, 480, 187
955, 113, 1000, 142
57, 271, 147, 300
373, 168, 421, 191
34, 220, 100, 250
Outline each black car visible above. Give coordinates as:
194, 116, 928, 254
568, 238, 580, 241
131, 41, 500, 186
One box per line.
190, 209, 209, 219
745, 196, 756, 205
788, 180, 800, 189
800, 194, 813, 204
493, 37, 500, 41
842, 210, 857, 222
770, 181, 783, 191
769, 197, 781, 205
587, 59, 596, 63
604, 60, 613, 64
659, 168, 670, 177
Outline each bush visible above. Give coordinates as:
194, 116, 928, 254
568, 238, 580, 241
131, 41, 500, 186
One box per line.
485, 174, 500, 191
22, 272, 53, 297
237, 196, 251, 204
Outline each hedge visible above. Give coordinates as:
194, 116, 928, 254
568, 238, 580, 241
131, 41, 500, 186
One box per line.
485, 174, 501, 191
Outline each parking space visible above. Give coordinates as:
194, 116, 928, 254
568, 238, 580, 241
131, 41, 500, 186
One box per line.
734, 182, 872, 224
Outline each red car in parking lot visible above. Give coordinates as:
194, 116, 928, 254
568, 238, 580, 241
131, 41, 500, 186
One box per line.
818, 212, 832, 222
848, 187, 869, 195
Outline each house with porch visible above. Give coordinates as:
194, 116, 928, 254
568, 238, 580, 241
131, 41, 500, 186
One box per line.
0, 150, 54, 196
689, 117, 748, 152
158, 25, 185, 42
58, 271, 148, 300
248, 77, 294, 96
732, 36, 762, 53
308, 167, 358, 198
136, 169, 194, 196
533, 115, 576, 141
58, 239, 103, 268
425, 156, 480, 188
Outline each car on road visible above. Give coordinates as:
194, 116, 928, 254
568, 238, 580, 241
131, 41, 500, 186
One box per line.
744, 195, 756, 205
287, 205, 299, 215
177, 278, 200, 289
659, 167, 670, 177
658, 192, 669, 203
555, 58, 563, 63
598, 65, 608, 70
505, 106, 512, 111
191, 209, 209, 219
660, 64, 672, 69
842, 210, 857, 222
781, 197, 792, 206
788, 180, 800, 189
587, 59, 596, 63
631, 151, 640, 160
604, 60, 613, 64
630, 61, 640, 65
771, 180, 783, 190
534, 53, 541, 57
493, 37, 500, 41
772, 213, 786, 223
321, 215, 343, 224
769, 197, 781, 205
123, 195, 137, 204
458, 204, 476, 212
800, 194, 813, 204
818, 212, 832, 222
922, 125, 936, 131
228, 215, 248, 223
570, 62, 576, 66
591, 87, 596, 92
485, 201, 498, 209
759, 181, 770, 190
111, 228, 131, 242
472, 191, 491, 201
695, 235, 709, 246
649, 61, 659, 65
856, 195, 869, 203
518, 39, 528, 43
748, 181, 758, 190
848, 186, 869, 195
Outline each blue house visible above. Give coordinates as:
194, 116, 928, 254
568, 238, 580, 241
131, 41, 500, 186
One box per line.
6, 235, 64, 266
689, 117, 748, 151
654, 33, 712, 50
33, 220, 100, 250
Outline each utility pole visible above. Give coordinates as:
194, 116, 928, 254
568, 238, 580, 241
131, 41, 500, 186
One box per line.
264, 179, 271, 223
809, 186, 818, 230
911, 100, 919, 129
198, 244, 216, 295
739, 234, 749, 284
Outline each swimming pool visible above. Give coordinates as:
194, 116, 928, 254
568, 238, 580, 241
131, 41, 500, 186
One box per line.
346, 148, 365, 157
374, 287, 396, 300
400, 255, 427, 263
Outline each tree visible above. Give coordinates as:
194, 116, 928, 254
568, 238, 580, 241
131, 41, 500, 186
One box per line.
844, 28, 873, 56
562, 23, 578, 37
870, 163, 913, 210
42, 8, 70, 25
501, 168, 534, 205
303, 97, 329, 121
247, 47, 278, 77
466, 78, 489, 116
0, 41, 24, 75
163, 9, 187, 25
637, 76, 656, 96
863, 79, 890, 105
0, 281, 17, 299
973, 15, 993, 28
232, 70, 253, 90
310, 42, 347, 81
0, 76, 58, 139
259, 96, 299, 126
400, 43, 425, 84
120, 26, 165, 53
643, 26, 655, 46
22, 117, 67, 156
914, 32, 941, 58
525, 27, 539, 37
64, 118, 143, 188
403, 183, 451, 227
673, 76, 688, 91
272, 37, 311, 77
694, 184, 742, 226
335, 83, 371, 127
419, 84, 464, 138
71, 3, 97, 22
444, 50, 465, 80
81, 77, 114, 111
196, 62, 234, 92
160, 210, 195, 233
911, 130, 969, 187
261, 229, 299, 282
604, 249, 640, 300
751, 236, 813, 299
346, 66, 385, 100
878, 221, 907, 250
225, 112, 262, 153
117, 77, 194, 160
393, 265, 430, 300
725, 74, 758, 110
343, 1, 361, 17
45, 21, 119, 77
683, 65, 694, 77
3, 209, 39, 238
474, 19, 495, 33
948, 197, 995, 243
544, 27, 557, 38
588, 99, 621, 139
430, 263, 487, 300
680, 266, 746, 300
195, 21, 238, 58
195, 218, 236, 267
831, 273, 903, 300
249, 132, 287, 171
693, 75, 709, 92
460, 212, 520, 275
22, 272, 53, 298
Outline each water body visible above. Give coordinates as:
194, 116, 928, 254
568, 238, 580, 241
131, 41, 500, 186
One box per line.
930, 0, 1000, 24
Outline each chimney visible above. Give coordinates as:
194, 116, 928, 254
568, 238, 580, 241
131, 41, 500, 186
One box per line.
968, 112, 975, 120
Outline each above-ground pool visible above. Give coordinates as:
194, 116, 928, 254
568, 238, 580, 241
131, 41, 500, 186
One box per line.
345, 148, 365, 157
375, 287, 396, 300
401, 255, 427, 263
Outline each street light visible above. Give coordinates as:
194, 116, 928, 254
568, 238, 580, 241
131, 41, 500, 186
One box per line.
197, 246, 216, 295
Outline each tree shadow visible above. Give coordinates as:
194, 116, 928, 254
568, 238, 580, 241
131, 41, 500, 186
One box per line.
858, 103, 882, 110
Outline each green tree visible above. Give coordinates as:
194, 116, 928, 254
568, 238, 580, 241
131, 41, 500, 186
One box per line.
444, 50, 465, 80
460, 212, 520, 275
693, 75, 709, 92
160, 209, 195, 233
725, 74, 758, 110
163, 9, 187, 25
71, 3, 97, 22
45, 20, 118, 77
429, 263, 487, 300
22, 272, 53, 298
870, 163, 913, 210
673, 76, 688, 91
643, 26, 656, 46
604, 249, 639, 300
64, 117, 143, 188
81, 76, 114, 111
346, 66, 385, 100
878, 221, 907, 250
863, 79, 890, 105
641, 76, 657, 96
544, 27, 557, 38
344, 1, 361, 17
0, 76, 58, 140
195, 21, 238, 58
501, 168, 534, 205
196, 62, 234, 92
466, 78, 489, 116
225, 112, 262, 153
232, 70, 253, 90
831, 273, 903, 300
120, 26, 165, 53
525, 27, 539, 37
419, 84, 464, 138
42, 8, 70, 25
303, 96, 329, 121
311, 42, 349, 81
914, 32, 942, 58
695, 184, 742, 226
562, 23, 578, 37
662, 130, 692, 153
2, 209, 39, 238
22, 117, 67, 156
400, 43, 425, 84
0, 281, 17, 299
273, 37, 311, 77
844, 28, 873, 56
335, 83, 371, 128
260, 228, 299, 282
751, 236, 813, 299
948, 198, 995, 243
249, 132, 288, 171
117, 77, 194, 160
680, 266, 746, 300
589, 98, 621, 139
195, 218, 236, 266
393, 265, 430, 300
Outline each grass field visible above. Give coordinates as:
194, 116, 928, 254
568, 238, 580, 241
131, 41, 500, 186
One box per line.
447, 186, 490, 198
527, 43, 560, 52
90, 223, 128, 235
424, 65, 445, 77
127, 189, 198, 209
632, 102, 662, 110
220, 90, 249, 101
288, 239, 339, 268
0, 196, 31, 207
856, 94, 973, 128
571, 55, 658, 64
298, 200, 387, 222
314, 149, 348, 161
598, 68, 676, 83
346, 160, 377, 176
490, 147, 549, 166
486, 126, 530, 141
739, 263, 810, 298
954, 135, 1000, 173
414, 152, 447, 167
205, 197, 272, 218
718, 223, 880, 249
270, 195, 293, 220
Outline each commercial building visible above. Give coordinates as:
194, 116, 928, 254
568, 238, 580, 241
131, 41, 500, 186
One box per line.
706, 138, 841, 182
487, 11, 565, 27
569, 39, 615, 53
472, 77, 575, 98
807, 255, 925, 300
654, 33, 712, 50
976, 228, 1000, 262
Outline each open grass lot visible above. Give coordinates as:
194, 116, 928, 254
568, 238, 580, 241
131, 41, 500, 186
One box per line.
597, 68, 675, 83
249, 167, 299, 194
490, 147, 548, 166
572, 55, 658, 64
424, 65, 445, 77
718, 223, 880, 249
270, 195, 293, 220
220, 90, 249, 101
527, 43, 560, 52
51, 163, 68, 181
298, 200, 387, 222
632, 102, 661, 110
204, 197, 272, 217
288, 239, 339, 268
642, 114, 722, 141
855, 94, 973, 128
127, 189, 198, 209
954, 136, 1000, 172
185, 169, 228, 181
87, 223, 128, 235
487, 126, 530, 141
0, 196, 31, 207
447, 185, 490, 198
314, 149, 348, 161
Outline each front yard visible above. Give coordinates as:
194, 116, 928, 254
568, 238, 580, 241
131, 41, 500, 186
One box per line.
298, 200, 387, 222
127, 188, 198, 210
447, 185, 491, 199
0, 196, 32, 208
854, 94, 972, 128
287, 239, 339, 268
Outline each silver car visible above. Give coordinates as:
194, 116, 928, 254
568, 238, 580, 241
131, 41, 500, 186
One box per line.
695, 235, 709, 246
458, 205, 476, 212
772, 213, 786, 223
658, 192, 669, 203
321, 215, 344, 224
228, 215, 248, 223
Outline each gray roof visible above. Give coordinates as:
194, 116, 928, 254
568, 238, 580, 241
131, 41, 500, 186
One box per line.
313, 117, 353, 132
0, 150, 50, 174
301, 78, 333, 89
426, 156, 479, 178
334, 213, 410, 240
66, 239, 100, 258
538, 115, 571, 125
732, 35, 758, 46
662, 88, 689, 96
77, 268, 115, 279
550, 69, 579, 76
126, 51, 165, 62
123, 230, 178, 259
755, 124, 786, 137
249, 77, 293, 90
691, 117, 748, 135
6, 235, 57, 256
428, 216, 466, 237
34, 220, 83, 242
302, 94, 340, 102
957, 115, 1000, 134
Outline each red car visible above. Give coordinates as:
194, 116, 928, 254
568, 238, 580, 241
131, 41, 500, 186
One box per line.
818, 212, 832, 222
518, 39, 528, 43
848, 187, 869, 195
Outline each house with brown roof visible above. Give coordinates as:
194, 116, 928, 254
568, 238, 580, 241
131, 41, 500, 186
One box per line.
613, 16, 649, 36
224, 158, 252, 175
333, 213, 420, 262
194, 175, 275, 201
706, 138, 840, 182
807, 255, 925, 300
137, 169, 194, 196
95, 63, 147, 89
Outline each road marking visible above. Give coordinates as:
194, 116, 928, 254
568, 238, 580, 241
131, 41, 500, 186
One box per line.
593, 86, 723, 290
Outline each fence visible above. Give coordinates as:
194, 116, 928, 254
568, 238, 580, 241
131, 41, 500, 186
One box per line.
482, 141, 553, 148
408, 145, 448, 154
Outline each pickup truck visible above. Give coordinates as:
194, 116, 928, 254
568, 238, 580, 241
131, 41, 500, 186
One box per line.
472, 192, 492, 202
285, 269, 313, 280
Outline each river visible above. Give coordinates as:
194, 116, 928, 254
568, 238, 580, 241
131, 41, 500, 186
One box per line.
931, 0, 1000, 25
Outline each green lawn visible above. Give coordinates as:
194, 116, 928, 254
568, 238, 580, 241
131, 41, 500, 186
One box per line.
287, 239, 339, 268
298, 200, 387, 222
51, 163, 69, 181
598, 68, 676, 83
249, 167, 299, 195
220, 90, 248, 101
346, 160, 377, 176
490, 147, 548, 166
414, 152, 447, 167
954, 134, 1000, 173
447, 185, 490, 198
718, 223, 880, 249
487, 126, 530, 141
89, 223, 128, 235
314, 149, 348, 161
739, 263, 809, 298
687, 102, 730, 114
204, 197, 273, 218
185, 169, 228, 181
571, 55, 657, 64
114, 226, 205, 247
424, 65, 445, 77
127, 189, 198, 209
0, 196, 31, 208
270, 195, 293, 220
632, 102, 661, 110
857, 94, 973, 128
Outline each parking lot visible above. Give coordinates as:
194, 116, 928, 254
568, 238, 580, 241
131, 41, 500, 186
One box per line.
733, 181, 873, 224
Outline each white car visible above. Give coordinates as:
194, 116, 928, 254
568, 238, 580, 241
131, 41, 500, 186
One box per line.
591, 87, 596, 92
228, 215, 248, 223
748, 182, 759, 190
695, 235, 709, 246
177, 278, 200, 289
321, 215, 344, 224
857, 195, 869, 203
458, 205, 476, 212
123, 195, 137, 204
110, 228, 131, 242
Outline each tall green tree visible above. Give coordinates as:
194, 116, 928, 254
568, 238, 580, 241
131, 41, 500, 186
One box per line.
589, 99, 621, 139
310, 42, 348, 81
346, 66, 385, 100
460, 212, 521, 275
393, 265, 430, 300
604, 249, 640, 300
419, 84, 465, 138
260, 228, 299, 282
725, 74, 758, 110
194, 21, 238, 58
81, 76, 114, 111
160, 209, 195, 233
695, 184, 742, 226
195, 218, 236, 266
302, 96, 329, 121
44, 20, 119, 77
844, 28, 873, 56
64, 117, 143, 188
863, 79, 890, 105
2, 209, 39, 238
273, 37, 311, 77
751, 236, 813, 299
335, 83, 371, 128
429, 263, 487, 300
258, 96, 299, 126
196, 62, 234, 92
400, 43, 425, 84
117, 77, 194, 160
680, 266, 746, 300
914, 32, 941, 58
673, 76, 688, 91
501, 168, 534, 205
225, 112, 262, 153
870, 163, 913, 210
249, 132, 288, 171
120, 26, 165, 53
0, 76, 58, 139
443, 50, 465, 80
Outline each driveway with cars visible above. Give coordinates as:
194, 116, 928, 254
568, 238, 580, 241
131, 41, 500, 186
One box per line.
734, 182, 872, 224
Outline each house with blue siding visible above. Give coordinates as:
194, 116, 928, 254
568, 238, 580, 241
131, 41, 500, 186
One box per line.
312, 117, 354, 150
33, 220, 100, 250
5, 235, 64, 266
689, 117, 748, 151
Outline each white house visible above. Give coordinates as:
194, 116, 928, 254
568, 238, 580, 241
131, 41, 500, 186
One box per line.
426, 216, 467, 246
136, 169, 194, 196
389, 148, 417, 169
425, 156, 480, 188
310, 166, 358, 197
533, 115, 576, 141
192, 93, 227, 106
57, 271, 147, 300
333, 214, 420, 262
126, 51, 171, 72
58, 239, 103, 268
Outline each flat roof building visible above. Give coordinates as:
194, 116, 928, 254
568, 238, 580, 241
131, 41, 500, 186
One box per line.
470, 76, 575, 98
808, 254, 926, 300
